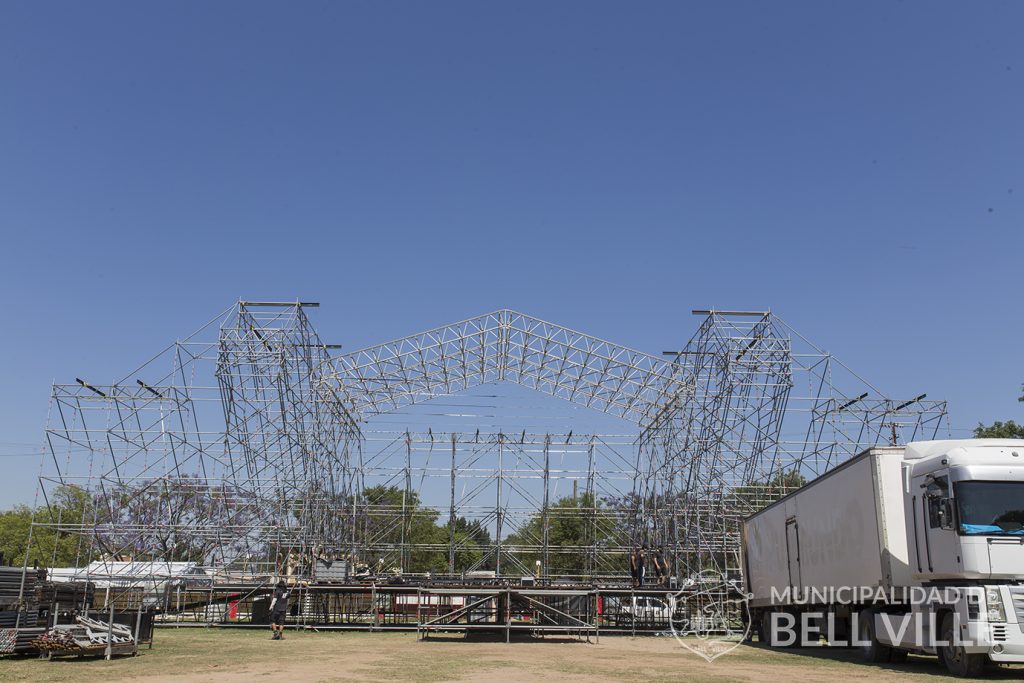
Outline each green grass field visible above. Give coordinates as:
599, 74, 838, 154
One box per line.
2, 628, 1024, 683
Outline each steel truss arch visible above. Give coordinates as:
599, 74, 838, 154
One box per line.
329, 309, 691, 424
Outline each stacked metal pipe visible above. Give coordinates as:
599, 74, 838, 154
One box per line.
32, 615, 136, 657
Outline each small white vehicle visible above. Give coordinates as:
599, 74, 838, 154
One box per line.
610, 595, 674, 626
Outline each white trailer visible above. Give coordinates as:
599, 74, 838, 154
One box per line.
743, 439, 1024, 677
744, 446, 910, 608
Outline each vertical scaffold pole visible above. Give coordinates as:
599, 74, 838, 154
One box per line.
403, 431, 412, 573
105, 586, 114, 660
496, 433, 504, 577
449, 432, 457, 574
587, 436, 596, 578
542, 434, 550, 580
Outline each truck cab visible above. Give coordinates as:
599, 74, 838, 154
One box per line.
904, 439, 1024, 580
744, 438, 1024, 677
897, 439, 1024, 674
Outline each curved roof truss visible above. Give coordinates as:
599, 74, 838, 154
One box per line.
330, 309, 689, 424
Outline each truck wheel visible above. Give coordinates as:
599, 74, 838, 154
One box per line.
752, 611, 766, 644
761, 611, 794, 647
828, 614, 853, 647
939, 613, 985, 677
760, 611, 778, 646
741, 612, 755, 643
859, 612, 893, 663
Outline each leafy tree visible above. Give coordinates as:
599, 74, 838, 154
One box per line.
731, 469, 807, 509
0, 507, 31, 566
974, 385, 1024, 438
445, 515, 492, 545
599, 489, 681, 558
768, 469, 808, 489
974, 421, 1024, 438
440, 516, 492, 573
95, 476, 257, 564
0, 477, 260, 569
504, 492, 615, 575
354, 485, 490, 573
0, 485, 93, 567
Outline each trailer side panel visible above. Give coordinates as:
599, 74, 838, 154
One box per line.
744, 448, 908, 608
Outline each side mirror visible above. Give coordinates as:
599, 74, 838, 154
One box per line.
923, 474, 949, 498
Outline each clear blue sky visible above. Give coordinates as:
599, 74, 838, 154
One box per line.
1, 1, 1022, 505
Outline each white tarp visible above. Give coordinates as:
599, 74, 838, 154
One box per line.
47, 561, 205, 590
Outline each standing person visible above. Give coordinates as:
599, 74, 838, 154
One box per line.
269, 580, 290, 640
653, 549, 668, 586
629, 547, 640, 587
636, 545, 647, 587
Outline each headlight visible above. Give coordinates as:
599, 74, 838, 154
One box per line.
986, 587, 1006, 623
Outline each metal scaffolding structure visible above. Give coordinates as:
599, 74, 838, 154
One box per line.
37, 302, 362, 579
334, 309, 689, 422
636, 311, 947, 578
29, 302, 948, 591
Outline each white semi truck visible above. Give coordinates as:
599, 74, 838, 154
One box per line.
742, 439, 1024, 677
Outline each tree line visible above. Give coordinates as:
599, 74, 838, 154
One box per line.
3, 380, 1019, 572
973, 384, 1024, 438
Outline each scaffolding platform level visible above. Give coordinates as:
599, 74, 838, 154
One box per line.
150, 578, 735, 641
19, 302, 949, 636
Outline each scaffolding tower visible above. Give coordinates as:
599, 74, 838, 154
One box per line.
29, 303, 948, 586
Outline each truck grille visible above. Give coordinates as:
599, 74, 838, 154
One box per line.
1010, 586, 1024, 633
993, 625, 1007, 642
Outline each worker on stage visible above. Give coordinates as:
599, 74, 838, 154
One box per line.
630, 546, 647, 587
653, 548, 669, 586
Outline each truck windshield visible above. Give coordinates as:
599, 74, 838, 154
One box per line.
955, 481, 1024, 535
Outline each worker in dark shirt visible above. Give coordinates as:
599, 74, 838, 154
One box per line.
269, 580, 290, 640
653, 549, 668, 586
629, 545, 649, 587
639, 545, 648, 587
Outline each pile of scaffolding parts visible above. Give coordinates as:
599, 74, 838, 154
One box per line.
33, 616, 136, 657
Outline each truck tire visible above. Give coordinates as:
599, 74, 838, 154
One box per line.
859, 612, 893, 663
759, 611, 773, 645
752, 611, 766, 644
761, 611, 795, 647
743, 611, 757, 643
938, 613, 985, 677
829, 614, 853, 647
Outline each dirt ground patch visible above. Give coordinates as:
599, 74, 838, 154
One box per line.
2, 628, 1024, 682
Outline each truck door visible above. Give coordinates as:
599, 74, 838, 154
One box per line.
786, 518, 802, 599
922, 473, 960, 576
